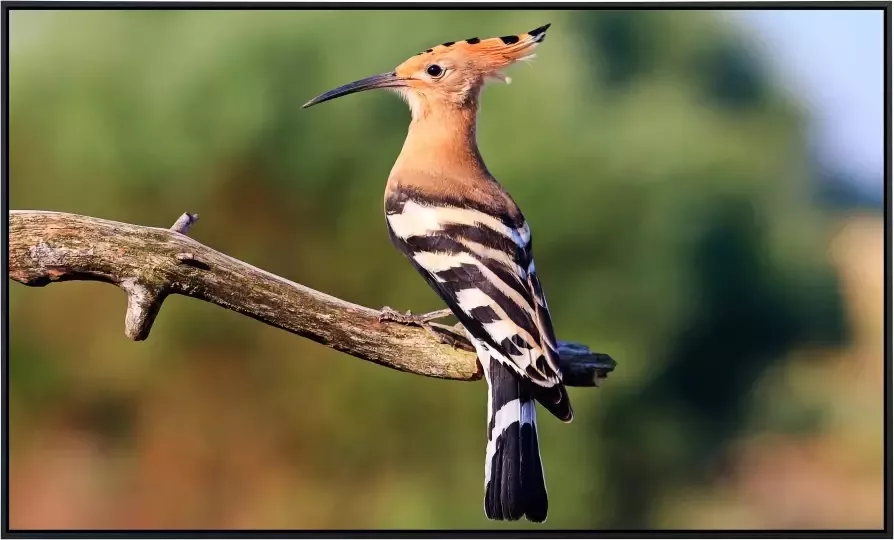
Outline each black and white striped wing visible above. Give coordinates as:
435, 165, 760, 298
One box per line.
386, 194, 572, 421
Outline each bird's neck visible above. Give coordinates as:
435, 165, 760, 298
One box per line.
393, 103, 489, 178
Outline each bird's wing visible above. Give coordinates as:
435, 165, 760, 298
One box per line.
386, 193, 571, 420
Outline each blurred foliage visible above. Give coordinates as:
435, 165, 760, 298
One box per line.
7, 9, 881, 529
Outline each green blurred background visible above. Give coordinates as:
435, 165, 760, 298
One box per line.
7, 9, 884, 529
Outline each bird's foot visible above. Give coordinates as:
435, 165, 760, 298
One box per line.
378, 307, 457, 347
429, 328, 464, 349
378, 307, 452, 325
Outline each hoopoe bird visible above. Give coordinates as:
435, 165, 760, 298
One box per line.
304, 24, 568, 523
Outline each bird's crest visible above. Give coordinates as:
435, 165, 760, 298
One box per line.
396, 23, 551, 84
415, 23, 549, 61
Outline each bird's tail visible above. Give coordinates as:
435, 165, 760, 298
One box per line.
478, 344, 549, 522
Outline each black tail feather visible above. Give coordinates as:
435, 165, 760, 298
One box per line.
521, 420, 548, 522
482, 357, 549, 522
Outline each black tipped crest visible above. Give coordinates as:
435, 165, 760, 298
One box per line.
528, 23, 551, 36
442, 41, 455, 47
499, 35, 520, 45
466, 37, 481, 44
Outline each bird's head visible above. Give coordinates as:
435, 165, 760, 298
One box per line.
302, 24, 550, 117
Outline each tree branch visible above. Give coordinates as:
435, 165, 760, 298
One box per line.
8, 210, 616, 386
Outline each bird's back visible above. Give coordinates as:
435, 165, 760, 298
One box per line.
384, 167, 572, 422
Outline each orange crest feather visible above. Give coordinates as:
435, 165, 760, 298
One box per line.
398, 23, 550, 80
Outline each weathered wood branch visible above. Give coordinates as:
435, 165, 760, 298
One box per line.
8, 210, 616, 386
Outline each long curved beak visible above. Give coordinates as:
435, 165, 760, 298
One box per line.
302, 72, 407, 109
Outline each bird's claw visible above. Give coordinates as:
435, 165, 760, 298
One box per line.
378, 306, 458, 347
432, 330, 461, 349
378, 306, 428, 325
426, 326, 465, 348
377, 306, 452, 325
378, 306, 414, 324
417, 308, 453, 323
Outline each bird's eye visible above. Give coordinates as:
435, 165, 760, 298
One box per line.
426, 65, 444, 78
